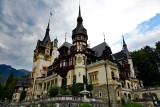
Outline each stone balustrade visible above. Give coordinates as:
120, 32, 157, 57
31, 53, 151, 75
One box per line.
2, 95, 105, 107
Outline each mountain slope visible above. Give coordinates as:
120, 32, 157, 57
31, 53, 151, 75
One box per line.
0, 64, 30, 84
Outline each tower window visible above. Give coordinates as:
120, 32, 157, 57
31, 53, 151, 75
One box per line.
45, 57, 47, 61
78, 35, 81, 40
83, 56, 85, 64
63, 60, 66, 66
60, 60, 62, 67
111, 71, 115, 80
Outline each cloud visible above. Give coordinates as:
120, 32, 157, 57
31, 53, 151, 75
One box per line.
0, 0, 160, 70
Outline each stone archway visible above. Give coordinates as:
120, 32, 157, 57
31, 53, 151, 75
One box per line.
128, 94, 131, 100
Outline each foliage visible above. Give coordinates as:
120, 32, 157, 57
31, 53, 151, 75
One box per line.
1, 73, 17, 102
48, 86, 59, 97
122, 102, 143, 107
78, 103, 92, 107
121, 98, 125, 105
70, 83, 93, 96
60, 85, 70, 95
86, 84, 93, 91
5, 72, 14, 89
19, 91, 26, 102
131, 41, 160, 86
70, 83, 84, 96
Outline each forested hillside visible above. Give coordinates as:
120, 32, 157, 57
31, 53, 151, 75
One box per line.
0, 64, 30, 83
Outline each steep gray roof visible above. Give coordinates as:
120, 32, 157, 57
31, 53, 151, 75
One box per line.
113, 51, 126, 61
72, 5, 87, 36
122, 36, 131, 59
16, 77, 28, 87
92, 42, 110, 57
41, 22, 51, 47
58, 42, 72, 50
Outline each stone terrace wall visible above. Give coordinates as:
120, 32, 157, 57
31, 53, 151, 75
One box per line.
3, 95, 105, 107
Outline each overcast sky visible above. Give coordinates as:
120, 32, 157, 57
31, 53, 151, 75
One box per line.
0, 0, 160, 71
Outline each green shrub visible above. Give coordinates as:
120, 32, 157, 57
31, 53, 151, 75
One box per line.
19, 91, 26, 102
122, 102, 143, 107
48, 86, 58, 97
70, 83, 84, 96
86, 84, 93, 91
60, 86, 70, 95
121, 98, 125, 105
79, 103, 92, 107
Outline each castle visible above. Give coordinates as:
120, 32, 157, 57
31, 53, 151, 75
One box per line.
12, 6, 160, 107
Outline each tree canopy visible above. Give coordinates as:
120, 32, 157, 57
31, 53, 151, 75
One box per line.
131, 41, 160, 86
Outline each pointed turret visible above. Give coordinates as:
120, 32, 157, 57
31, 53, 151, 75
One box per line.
77, 5, 83, 24
122, 36, 131, 59
41, 21, 51, 46
72, 5, 87, 36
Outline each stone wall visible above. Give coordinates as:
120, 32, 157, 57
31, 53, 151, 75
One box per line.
3, 95, 105, 107
91, 84, 121, 107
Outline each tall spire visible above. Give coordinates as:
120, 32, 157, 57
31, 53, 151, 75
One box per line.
77, 5, 83, 25
122, 36, 131, 58
122, 35, 126, 47
41, 20, 51, 46
72, 5, 87, 37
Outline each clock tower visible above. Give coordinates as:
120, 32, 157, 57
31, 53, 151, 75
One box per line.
31, 21, 53, 78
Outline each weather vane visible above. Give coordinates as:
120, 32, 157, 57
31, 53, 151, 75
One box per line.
65, 32, 67, 42
103, 32, 105, 42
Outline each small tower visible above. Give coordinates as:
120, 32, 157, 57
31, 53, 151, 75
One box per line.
51, 38, 58, 64
122, 36, 135, 78
72, 6, 87, 83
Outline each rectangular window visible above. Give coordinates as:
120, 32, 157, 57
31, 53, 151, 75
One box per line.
93, 75, 94, 81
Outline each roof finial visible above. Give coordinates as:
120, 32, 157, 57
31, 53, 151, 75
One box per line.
65, 32, 67, 42
79, 1, 81, 18
103, 32, 105, 42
